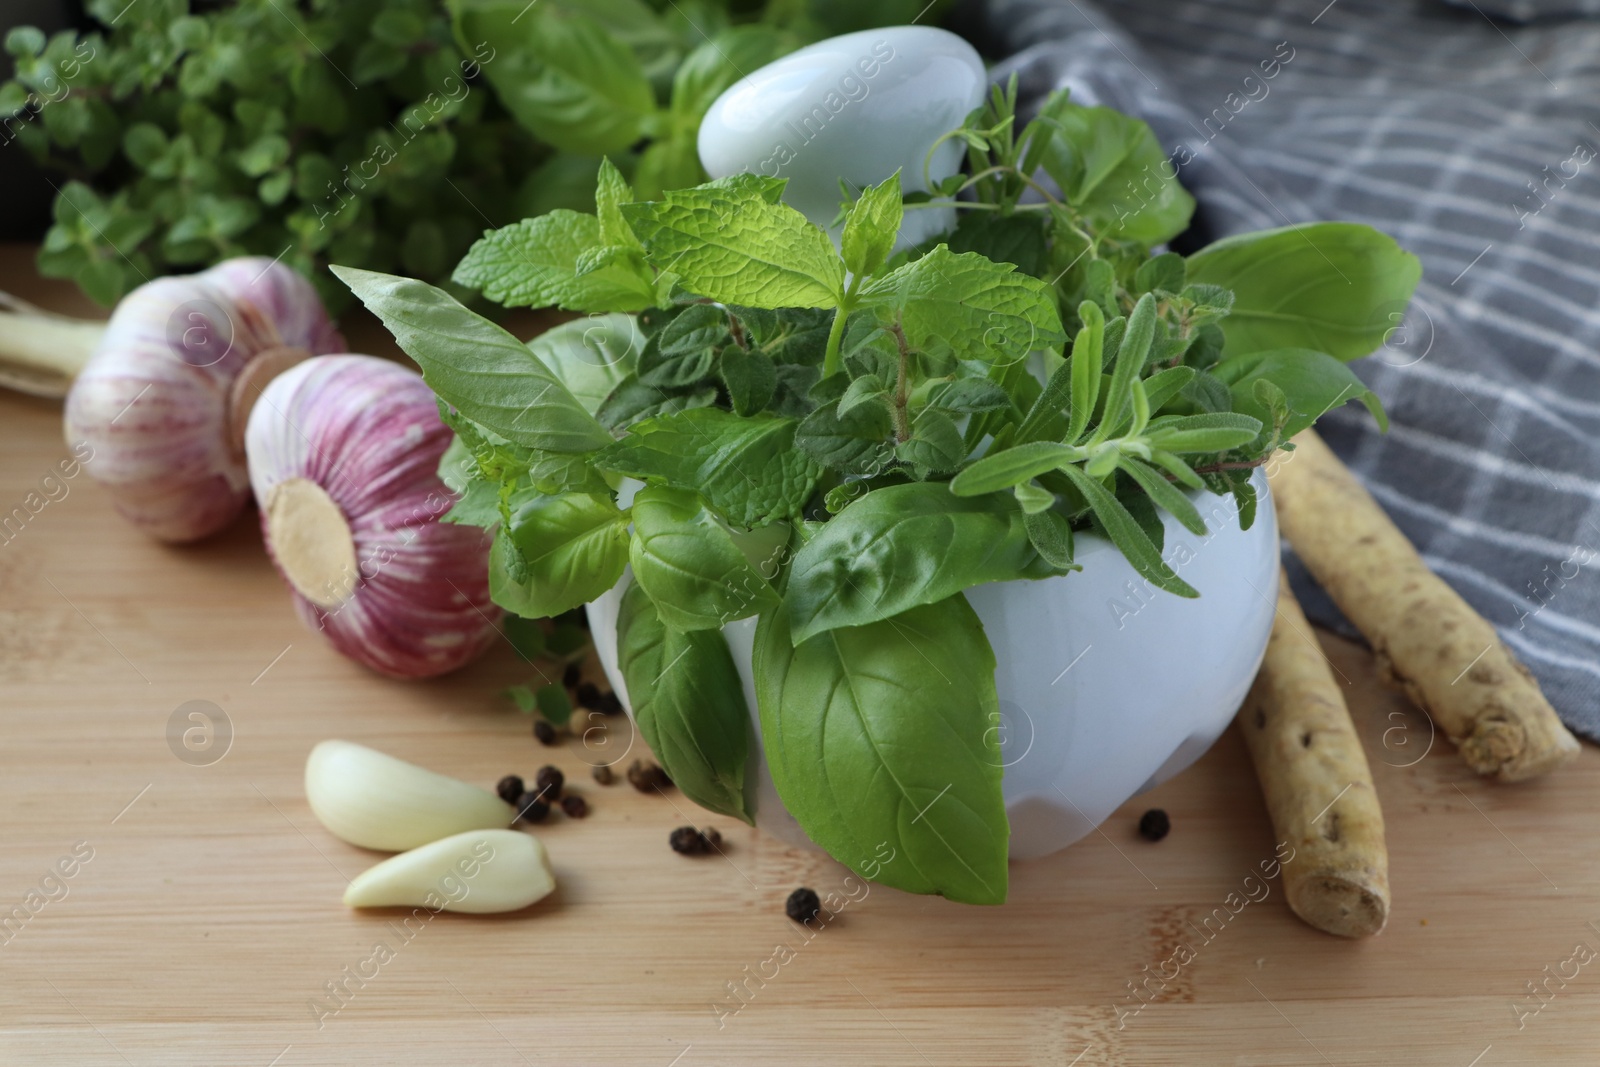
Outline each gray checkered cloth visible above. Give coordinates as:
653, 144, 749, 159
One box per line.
961, 0, 1600, 739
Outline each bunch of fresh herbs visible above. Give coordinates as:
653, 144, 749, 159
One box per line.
1, 0, 937, 307
336, 83, 1419, 904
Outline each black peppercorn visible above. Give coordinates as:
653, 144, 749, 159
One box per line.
534, 765, 564, 800
627, 759, 672, 792
592, 764, 615, 786
560, 794, 588, 818
669, 826, 707, 855
785, 887, 822, 924
1138, 808, 1171, 842
575, 681, 601, 710
700, 827, 721, 851
597, 690, 623, 716
533, 720, 557, 746
516, 793, 550, 823
495, 775, 524, 804
562, 662, 581, 688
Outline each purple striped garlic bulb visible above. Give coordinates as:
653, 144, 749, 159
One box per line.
244, 354, 502, 679
63, 258, 345, 542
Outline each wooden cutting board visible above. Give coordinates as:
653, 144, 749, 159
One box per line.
2, 246, 1595, 1066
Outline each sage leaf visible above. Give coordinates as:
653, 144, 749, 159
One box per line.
334, 267, 612, 453
785, 482, 1060, 641
752, 595, 1009, 905
1059, 465, 1196, 597
490, 492, 630, 618
617, 582, 753, 823
950, 442, 1080, 497
1144, 412, 1263, 454
1184, 222, 1422, 360
628, 486, 779, 631
1117, 456, 1207, 536
1024, 509, 1075, 570
596, 409, 823, 527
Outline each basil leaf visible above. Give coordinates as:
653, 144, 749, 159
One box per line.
670, 26, 793, 126
622, 181, 844, 309
786, 482, 1059, 641
617, 582, 753, 823
1212, 347, 1387, 437
452, 211, 656, 312
334, 267, 612, 453
526, 313, 641, 414
1184, 222, 1422, 360
490, 492, 630, 618
752, 595, 1009, 905
858, 245, 1066, 366
950, 442, 1080, 497
840, 170, 903, 279
947, 211, 1050, 277
449, 0, 659, 155
596, 409, 822, 527
1059, 465, 1197, 597
1135, 252, 1186, 295
1037, 100, 1195, 245
628, 485, 779, 631
1145, 412, 1264, 453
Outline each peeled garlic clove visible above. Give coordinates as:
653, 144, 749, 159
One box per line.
63, 258, 344, 542
306, 740, 513, 851
245, 355, 501, 678
343, 829, 555, 914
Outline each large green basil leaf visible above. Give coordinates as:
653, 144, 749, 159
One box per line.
448, 0, 661, 156
786, 482, 1061, 642
1037, 100, 1195, 245
452, 212, 656, 312
628, 486, 779, 631
333, 267, 612, 453
617, 582, 753, 823
670, 26, 794, 127
857, 246, 1066, 366
621, 181, 844, 309
1212, 347, 1388, 438
595, 409, 822, 527
752, 595, 1009, 905
526, 313, 642, 415
490, 492, 629, 618
1184, 223, 1422, 360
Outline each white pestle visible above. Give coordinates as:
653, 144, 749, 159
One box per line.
697, 26, 987, 251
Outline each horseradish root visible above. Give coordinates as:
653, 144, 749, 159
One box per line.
306, 740, 514, 851
343, 829, 554, 914
1269, 430, 1579, 781
246, 355, 501, 678
1240, 570, 1389, 938
61, 258, 344, 541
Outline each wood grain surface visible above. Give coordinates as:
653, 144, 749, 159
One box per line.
2, 246, 1596, 1065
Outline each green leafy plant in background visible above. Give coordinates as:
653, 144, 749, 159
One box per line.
337, 81, 1418, 905
0, 0, 947, 308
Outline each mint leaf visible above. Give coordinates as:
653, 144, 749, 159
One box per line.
793, 400, 894, 476
335, 267, 612, 454
622, 181, 844, 309
1212, 347, 1387, 438
594, 157, 642, 251
785, 482, 1060, 641
752, 595, 1009, 905
840, 170, 903, 278
595, 409, 822, 527
452, 211, 655, 312
719, 346, 778, 416
858, 245, 1065, 366
1184, 222, 1422, 360
618, 582, 753, 822
489, 492, 630, 619
628, 486, 780, 631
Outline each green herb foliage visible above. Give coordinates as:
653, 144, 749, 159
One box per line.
2, 0, 942, 307
355, 79, 1419, 904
